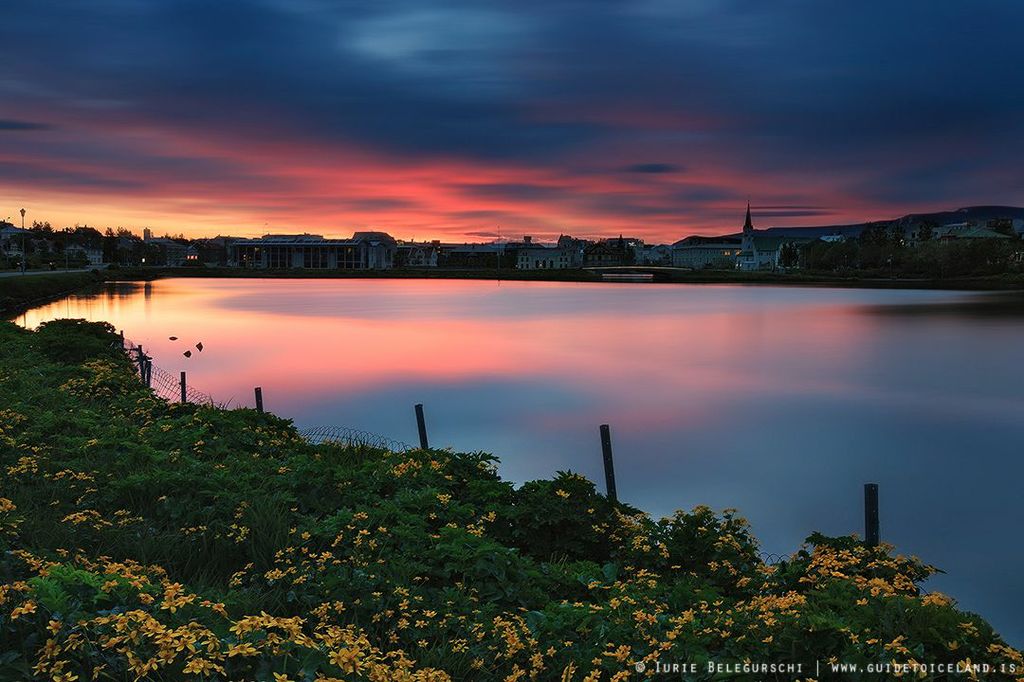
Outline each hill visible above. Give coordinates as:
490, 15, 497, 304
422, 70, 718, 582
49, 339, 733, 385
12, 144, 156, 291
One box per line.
759, 205, 1024, 240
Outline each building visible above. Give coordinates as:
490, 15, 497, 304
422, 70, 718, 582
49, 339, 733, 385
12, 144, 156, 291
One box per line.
192, 236, 240, 266
65, 243, 104, 266
145, 237, 189, 266
437, 242, 505, 268
583, 236, 633, 267
933, 223, 1014, 241
636, 243, 671, 265
672, 236, 742, 269
0, 225, 28, 259
397, 241, 440, 267
229, 231, 397, 269
556, 235, 588, 267
516, 242, 576, 269
737, 203, 811, 271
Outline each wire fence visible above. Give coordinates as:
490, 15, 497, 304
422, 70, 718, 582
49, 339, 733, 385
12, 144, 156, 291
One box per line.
122, 338, 218, 405
116, 335, 799, 560
302, 425, 413, 452
118, 336, 411, 451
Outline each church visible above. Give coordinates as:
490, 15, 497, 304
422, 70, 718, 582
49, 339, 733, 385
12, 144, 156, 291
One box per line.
737, 202, 808, 271
672, 203, 808, 271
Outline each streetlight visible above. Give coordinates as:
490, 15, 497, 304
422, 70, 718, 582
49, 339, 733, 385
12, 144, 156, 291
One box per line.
19, 208, 26, 273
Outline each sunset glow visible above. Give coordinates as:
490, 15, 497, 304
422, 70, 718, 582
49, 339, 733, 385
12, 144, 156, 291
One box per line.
4, 2, 1023, 240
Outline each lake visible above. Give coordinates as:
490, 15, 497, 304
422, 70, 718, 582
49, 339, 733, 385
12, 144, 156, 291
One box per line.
17, 277, 1024, 644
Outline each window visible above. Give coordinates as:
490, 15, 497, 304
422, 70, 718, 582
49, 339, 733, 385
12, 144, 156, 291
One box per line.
304, 247, 328, 268
266, 246, 290, 268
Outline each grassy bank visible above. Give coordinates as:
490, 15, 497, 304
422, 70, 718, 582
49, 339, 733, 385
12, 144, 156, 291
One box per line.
0, 271, 104, 317
0, 319, 1021, 680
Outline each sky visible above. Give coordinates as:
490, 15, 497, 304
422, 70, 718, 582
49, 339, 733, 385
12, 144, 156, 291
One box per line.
2, 0, 1024, 242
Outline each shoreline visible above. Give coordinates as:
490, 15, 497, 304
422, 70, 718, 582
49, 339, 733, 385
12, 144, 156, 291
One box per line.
93, 265, 1024, 290
4, 266, 1024, 319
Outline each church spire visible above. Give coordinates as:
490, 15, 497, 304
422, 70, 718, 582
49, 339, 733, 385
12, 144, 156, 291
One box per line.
743, 200, 753, 233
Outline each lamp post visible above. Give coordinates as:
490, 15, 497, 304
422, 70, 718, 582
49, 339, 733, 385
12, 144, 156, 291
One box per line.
19, 208, 26, 273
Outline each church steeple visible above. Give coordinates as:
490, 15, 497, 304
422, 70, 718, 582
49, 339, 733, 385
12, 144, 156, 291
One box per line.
741, 200, 754, 253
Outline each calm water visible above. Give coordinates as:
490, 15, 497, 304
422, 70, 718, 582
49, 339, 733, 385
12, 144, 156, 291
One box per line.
18, 278, 1024, 644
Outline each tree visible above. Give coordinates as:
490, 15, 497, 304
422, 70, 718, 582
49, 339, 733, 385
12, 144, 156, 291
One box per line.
916, 222, 934, 242
779, 242, 800, 268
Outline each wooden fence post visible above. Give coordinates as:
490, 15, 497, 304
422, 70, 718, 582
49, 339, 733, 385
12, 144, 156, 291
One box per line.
180, 371, 187, 404
254, 387, 264, 413
599, 424, 618, 504
415, 403, 429, 449
144, 359, 152, 388
864, 483, 880, 547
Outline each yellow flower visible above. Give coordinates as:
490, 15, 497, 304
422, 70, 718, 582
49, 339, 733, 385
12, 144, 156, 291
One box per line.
329, 648, 362, 673
227, 642, 260, 657
10, 600, 36, 619
183, 658, 216, 675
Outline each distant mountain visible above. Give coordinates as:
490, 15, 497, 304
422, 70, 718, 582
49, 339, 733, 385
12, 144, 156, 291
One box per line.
757, 206, 1024, 239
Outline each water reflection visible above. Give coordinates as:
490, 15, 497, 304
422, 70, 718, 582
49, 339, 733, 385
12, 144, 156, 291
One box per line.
18, 278, 1024, 645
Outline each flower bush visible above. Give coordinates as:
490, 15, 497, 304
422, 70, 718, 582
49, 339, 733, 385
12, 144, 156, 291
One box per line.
0, 319, 1021, 681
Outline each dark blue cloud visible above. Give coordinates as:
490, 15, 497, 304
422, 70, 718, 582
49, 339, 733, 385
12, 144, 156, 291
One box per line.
2, 0, 1023, 219
624, 163, 682, 174
0, 119, 52, 131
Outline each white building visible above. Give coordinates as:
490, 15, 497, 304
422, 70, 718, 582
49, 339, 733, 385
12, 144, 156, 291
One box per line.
399, 242, 439, 267
65, 244, 104, 265
636, 244, 672, 265
517, 245, 575, 269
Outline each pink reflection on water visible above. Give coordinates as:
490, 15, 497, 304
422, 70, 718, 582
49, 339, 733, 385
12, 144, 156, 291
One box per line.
19, 278, 882, 419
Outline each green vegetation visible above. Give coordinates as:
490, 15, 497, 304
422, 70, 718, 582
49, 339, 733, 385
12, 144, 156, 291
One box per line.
800, 231, 1024, 280
0, 271, 104, 317
0, 320, 1021, 680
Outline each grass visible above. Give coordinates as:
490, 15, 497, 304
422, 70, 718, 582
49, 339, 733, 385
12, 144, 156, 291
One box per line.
0, 319, 1021, 680
0, 271, 104, 317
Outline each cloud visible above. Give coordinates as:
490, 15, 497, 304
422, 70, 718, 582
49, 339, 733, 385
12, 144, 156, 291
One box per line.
753, 209, 834, 218
1, 0, 1023, 239
623, 163, 682, 174
0, 119, 52, 131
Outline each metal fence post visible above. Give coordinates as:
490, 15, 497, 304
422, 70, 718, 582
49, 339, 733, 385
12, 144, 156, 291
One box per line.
414, 403, 429, 449
864, 483, 880, 547
599, 424, 617, 504
180, 371, 187, 404
254, 387, 264, 413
